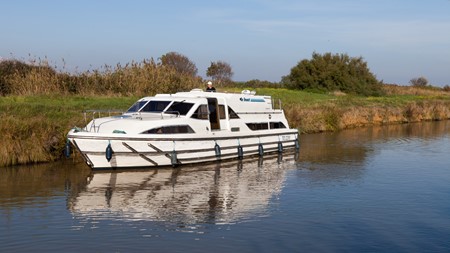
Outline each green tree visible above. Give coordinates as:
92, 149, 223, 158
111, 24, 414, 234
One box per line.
159, 52, 198, 77
284, 52, 383, 96
206, 61, 233, 86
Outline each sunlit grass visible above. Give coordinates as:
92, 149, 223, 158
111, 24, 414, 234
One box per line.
0, 95, 138, 166
225, 86, 450, 107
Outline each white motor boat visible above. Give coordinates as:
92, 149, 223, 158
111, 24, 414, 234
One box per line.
67, 89, 299, 168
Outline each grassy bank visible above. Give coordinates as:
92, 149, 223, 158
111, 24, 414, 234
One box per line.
255, 87, 450, 132
0, 95, 137, 166
1, 87, 450, 167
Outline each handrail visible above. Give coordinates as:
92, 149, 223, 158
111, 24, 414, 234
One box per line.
83, 109, 124, 132
160, 111, 180, 119
236, 111, 283, 115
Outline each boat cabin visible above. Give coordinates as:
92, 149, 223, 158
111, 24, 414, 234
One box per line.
116, 89, 288, 134
85, 89, 288, 135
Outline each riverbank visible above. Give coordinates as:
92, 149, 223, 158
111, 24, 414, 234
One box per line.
0, 96, 137, 167
1, 87, 450, 167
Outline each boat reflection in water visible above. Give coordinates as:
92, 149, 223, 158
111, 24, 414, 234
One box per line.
69, 153, 297, 224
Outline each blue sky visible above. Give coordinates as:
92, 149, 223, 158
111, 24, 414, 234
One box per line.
1, 0, 450, 85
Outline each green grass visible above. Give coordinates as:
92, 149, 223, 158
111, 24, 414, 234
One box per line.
0, 95, 139, 166
2, 90, 449, 134
222, 87, 334, 106
1, 95, 137, 118
0, 95, 139, 139
223, 87, 450, 107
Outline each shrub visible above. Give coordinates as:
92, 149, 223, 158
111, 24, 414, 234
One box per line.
284, 52, 384, 96
409, 76, 428, 87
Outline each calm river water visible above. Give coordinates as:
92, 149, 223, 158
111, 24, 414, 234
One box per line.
1, 121, 450, 253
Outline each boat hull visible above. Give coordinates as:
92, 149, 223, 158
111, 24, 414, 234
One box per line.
68, 130, 299, 169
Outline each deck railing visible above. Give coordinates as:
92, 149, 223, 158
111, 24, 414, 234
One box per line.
83, 109, 124, 132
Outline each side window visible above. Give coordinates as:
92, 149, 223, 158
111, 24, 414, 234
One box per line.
141, 125, 195, 134
165, 102, 194, 115
228, 106, 239, 119
191, 104, 209, 120
270, 122, 287, 129
218, 105, 226, 119
246, 123, 269, 131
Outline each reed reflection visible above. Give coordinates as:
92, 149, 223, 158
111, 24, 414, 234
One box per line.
69, 154, 297, 224
0, 161, 91, 209
299, 120, 450, 165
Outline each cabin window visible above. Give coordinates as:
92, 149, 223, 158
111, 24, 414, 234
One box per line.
141, 100, 171, 112
165, 101, 194, 115
141, 125, 195, 134
191, 105, 209, 120
246, 122, 269, 131
270, 122, 287, 129
127, 100, 148, 112
218, 105, 226, 119
228, 106, 239, 119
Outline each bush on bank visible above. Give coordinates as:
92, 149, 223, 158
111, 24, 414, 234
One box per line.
283, 52, 384, 96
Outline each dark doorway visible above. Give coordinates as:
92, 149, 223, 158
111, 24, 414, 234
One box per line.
207, 98, 220, 130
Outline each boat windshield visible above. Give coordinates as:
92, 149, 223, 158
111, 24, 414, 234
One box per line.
127, 100, 148, 113
140, 100, 171, 112
164, 101, 194, 115
126, 100, 172, 113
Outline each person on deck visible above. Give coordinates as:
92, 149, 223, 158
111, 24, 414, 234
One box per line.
206, 81, 216, 92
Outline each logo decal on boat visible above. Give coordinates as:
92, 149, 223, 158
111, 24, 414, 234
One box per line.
239, 97, 265, 102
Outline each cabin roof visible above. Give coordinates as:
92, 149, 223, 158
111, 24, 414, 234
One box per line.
151, 89, 271, 101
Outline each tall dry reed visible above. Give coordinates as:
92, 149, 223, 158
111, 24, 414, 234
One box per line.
383, 84, 449, 96
3, 59, 203, 96
0, 116, 63, 166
